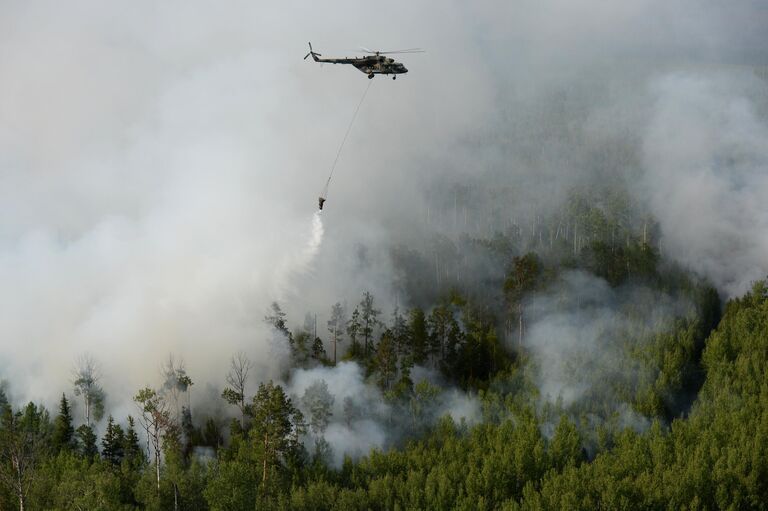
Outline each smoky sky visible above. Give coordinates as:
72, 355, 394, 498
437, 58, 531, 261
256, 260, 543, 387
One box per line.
1, 0, 767, 410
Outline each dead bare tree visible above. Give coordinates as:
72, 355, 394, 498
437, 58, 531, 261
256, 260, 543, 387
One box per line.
221, 352, 253, 427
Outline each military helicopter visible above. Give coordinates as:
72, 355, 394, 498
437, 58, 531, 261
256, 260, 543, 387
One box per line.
303, 42, 423, 79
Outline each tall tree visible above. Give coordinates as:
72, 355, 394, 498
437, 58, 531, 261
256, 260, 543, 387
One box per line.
250, 381, 305, 493
427, 304, 452, 364
359, 292, 381, 358
72, 355, 106, 426
134, 387, 172, 493
327, 302, 347, 365
346, 307, 362, 359
375, 330, 398, 391
428, 304, 465, 378
390, 307, 410, 358
221, 352, 253, 428
51, 394, 75, 453
123, 415, 144, 466
408, 307, 429, 364
503, 253, 542, 346
101, 416, 125, 466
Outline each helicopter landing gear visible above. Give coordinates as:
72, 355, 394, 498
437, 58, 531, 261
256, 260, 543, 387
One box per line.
368, 73, 374, 79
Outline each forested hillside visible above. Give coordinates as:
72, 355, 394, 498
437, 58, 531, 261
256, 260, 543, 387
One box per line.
2, 187, 766, 510
3, 0, 768, 509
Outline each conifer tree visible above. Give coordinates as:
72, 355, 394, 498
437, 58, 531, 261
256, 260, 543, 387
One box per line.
311, 337, 327, 363
359, 292, 381, 358
250, 381, 305, 491
375, 330, 398, 391
76, 424, 99, 460
346, 307, 362, 359
123, 415, 143, 465
409, 307, 429, 364
51, 394, 75, 453
265, 302, 293, 352
101, 415, 125, 466
327, 302, 346, 365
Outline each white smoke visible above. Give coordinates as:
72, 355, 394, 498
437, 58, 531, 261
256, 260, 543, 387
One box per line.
275, 211, 325, 301
641, 72, 768, 297
0, 0, 766, 428
285, 361, 480, 467
286, 362, 389, 467
523, 271, 694, 409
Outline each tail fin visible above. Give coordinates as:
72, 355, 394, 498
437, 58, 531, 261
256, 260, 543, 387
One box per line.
303, 42, 321, 62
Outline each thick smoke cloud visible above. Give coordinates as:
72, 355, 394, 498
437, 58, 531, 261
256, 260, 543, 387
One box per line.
1, 0, 766, 423
641, 72, 768, 297
0, 0, 492, 408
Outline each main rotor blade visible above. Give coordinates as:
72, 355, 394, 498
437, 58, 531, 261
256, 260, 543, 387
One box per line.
377, 48, 425, 54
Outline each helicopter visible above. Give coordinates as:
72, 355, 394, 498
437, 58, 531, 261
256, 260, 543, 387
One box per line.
303, 42, 423, 79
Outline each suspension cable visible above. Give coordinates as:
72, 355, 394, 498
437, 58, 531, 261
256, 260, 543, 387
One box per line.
321, 79, 373, 198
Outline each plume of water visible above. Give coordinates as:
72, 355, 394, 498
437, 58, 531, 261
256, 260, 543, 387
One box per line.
274, 211, 325, 301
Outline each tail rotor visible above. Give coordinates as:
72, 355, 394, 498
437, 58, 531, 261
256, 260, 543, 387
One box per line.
304, 42, 321, 61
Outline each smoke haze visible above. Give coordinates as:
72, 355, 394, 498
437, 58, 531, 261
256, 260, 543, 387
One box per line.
1, 0, 767, 430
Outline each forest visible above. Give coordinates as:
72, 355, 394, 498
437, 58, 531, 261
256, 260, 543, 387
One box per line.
2, 186, 766, 511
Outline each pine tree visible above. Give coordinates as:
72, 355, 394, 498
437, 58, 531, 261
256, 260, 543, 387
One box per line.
311, 337, 327, 363
390, 307, 410, 358
327, 302, 346, 365
123, 415, 143, 465
360, 292, 381, 358
101, 415, 125, 466
265, 302, 294, 352
250, 381, 306, 492
375, 330, 398, 391
51, 393, 75, 453
76, 423, 99, 460
346, 307, 362, 359
427, 304, 451, 364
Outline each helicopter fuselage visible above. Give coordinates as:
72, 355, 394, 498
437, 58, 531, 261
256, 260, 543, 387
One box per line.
312, 54, 408, 78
